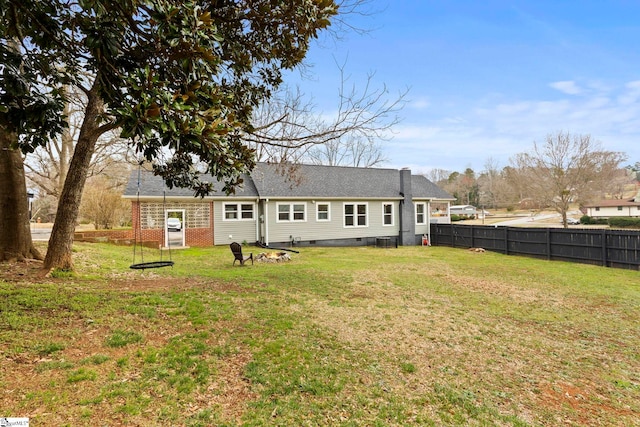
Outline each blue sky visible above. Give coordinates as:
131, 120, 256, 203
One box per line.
284, 0, 640, 174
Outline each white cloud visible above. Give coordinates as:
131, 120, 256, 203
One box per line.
618, 80, 640, 105
584, 96, 610, 109
549, 80, 582, 95
388, 81, 640, 171
626, 80, 640, 90
409, 97, 431, 110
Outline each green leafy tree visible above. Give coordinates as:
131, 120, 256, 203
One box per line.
0, 31, 68, 261
442, 168, 479, 206
1, 0, 336, 272
628, 162, 640, 181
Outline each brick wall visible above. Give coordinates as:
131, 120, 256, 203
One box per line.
128, 200, 215, 247
74, 229, 160, 248
75, 229, 134, 239
185, 228, 214, 246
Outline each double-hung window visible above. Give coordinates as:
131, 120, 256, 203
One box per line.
382, 203, 394, 226
316, 203, 330, 221
224, 203, 254, 220
415, 203, 426, 225
344, 203, 367, 227
277, 203, 306, 222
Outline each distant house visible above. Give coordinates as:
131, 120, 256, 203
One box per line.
122, 163, 454, 247
583, 195, 640, 218
449, 205, 477, 218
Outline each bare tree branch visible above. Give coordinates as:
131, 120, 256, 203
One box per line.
24, 83, 131, 198
510, 132, 627, 227
246, 60, 407, 165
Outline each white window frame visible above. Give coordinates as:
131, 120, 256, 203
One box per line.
415, 202, 427, 225
223, 203, 238, 220
223, 202, 255, 221
344, 202, 368, 228
316, 202, 331, 222
240, 203, 255, 220
276, 202, 307, 223
382, 203, 394, 226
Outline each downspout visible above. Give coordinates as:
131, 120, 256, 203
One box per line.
210, 201, 215, 245
427, 201, 432, 246
255, 198, 260, 243
264, 199, 269, 245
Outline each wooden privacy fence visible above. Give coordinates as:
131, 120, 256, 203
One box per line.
430, 224, 640, 270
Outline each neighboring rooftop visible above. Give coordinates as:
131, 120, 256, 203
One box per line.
582, 198, 640, 208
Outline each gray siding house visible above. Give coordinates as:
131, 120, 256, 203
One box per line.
123, 163, 454, 248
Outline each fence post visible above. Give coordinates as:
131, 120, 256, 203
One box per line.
451, 224, 455, 248
470, 225, 475, 248
504, 227, 509, 255
546, 228, 551, 260
601, 229, 608, 267
429, 224, 434, 246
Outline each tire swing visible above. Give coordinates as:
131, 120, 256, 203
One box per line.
130, 163, 174, 270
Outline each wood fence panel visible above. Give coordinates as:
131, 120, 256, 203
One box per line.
430, 224, 640, 270
548, 229, 603, 266
606, 230, 640, 269
508, 228, 548, 259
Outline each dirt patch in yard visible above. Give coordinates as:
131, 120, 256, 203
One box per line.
0, 259, 47, 282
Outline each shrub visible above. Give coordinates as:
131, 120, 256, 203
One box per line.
608, 217, 640, 229
580, 215, 608, 225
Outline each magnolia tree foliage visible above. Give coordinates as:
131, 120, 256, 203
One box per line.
2, 0, 337, 191
1, 0, 338, 270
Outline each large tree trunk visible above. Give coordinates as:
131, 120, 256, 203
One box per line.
0, 127, 43, 262
42, 81, 104, 273
58, 85, 73, 195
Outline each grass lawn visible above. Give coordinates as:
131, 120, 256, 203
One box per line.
1, 243, 638, 426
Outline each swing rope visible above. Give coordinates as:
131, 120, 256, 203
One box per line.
130, 163, 174, 270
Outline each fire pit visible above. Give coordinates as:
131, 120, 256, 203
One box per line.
255, 252, 291, 263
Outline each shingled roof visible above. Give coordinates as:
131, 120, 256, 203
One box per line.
123, 163, 453, 200
122, 169, 258, 198
409, 174, 454, 200
250, 163, 452, 200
